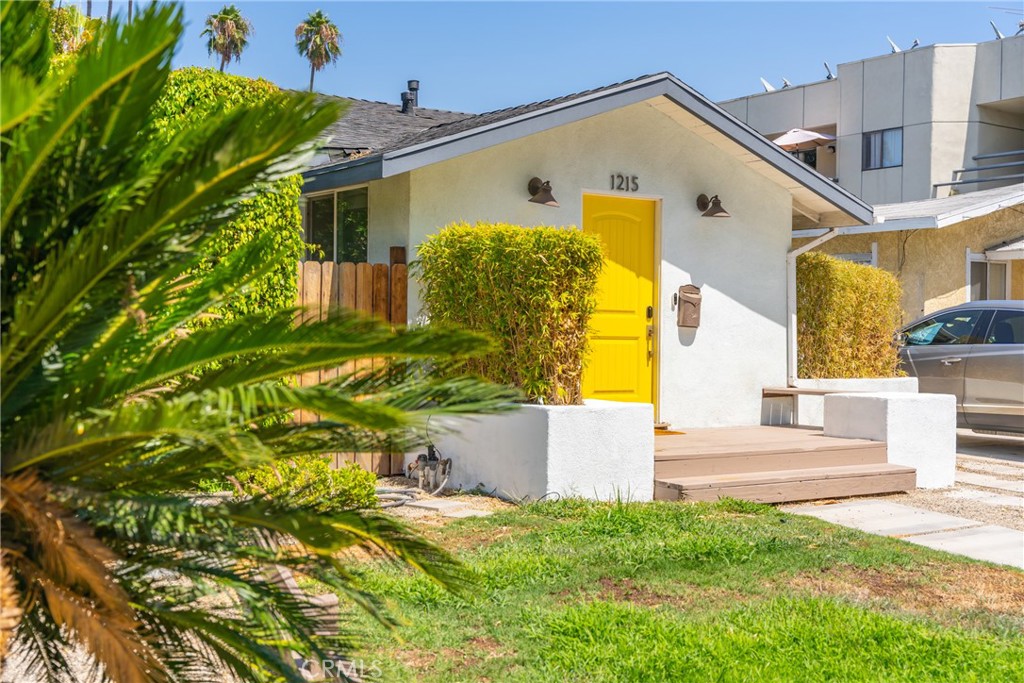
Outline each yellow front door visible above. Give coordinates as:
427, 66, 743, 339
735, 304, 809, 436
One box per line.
582, 194, 656, 405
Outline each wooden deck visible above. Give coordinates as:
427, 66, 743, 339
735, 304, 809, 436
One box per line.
654, 426, 916, 504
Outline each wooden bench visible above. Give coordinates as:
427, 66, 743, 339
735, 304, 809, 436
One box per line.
762, 386, 869, 425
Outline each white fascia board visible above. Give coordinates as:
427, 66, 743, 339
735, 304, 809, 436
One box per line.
792, 216, 938, 239
986, 248, 1024, 260
933, 193, 1024, 228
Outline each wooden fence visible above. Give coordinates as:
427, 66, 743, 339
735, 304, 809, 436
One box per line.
295, 253, 408, 476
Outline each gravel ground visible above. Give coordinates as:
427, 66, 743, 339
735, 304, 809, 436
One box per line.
875, 447, 1024, 531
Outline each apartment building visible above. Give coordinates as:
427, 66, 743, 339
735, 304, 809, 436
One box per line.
720, 36, 1023, 317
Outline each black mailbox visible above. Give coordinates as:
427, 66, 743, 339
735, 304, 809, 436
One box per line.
677, 285, 701, 328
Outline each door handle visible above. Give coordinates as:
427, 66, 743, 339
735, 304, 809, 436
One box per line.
940, 357, 963, 365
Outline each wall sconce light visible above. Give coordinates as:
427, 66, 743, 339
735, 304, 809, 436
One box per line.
528, 177, 559, 207
696, 194, 730, 218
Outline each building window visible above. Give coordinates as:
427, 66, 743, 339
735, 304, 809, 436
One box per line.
790, 149, 817, 170
303, 188, 369, 263
969, 260, 1008, 301
833, 242, 878, 267
862, 128, 902, 170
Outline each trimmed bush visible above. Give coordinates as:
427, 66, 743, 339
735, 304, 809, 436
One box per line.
238, 456, 378, 511
417, 222, 604, 405
148, 67, 307, 322
797, 251, 903, 378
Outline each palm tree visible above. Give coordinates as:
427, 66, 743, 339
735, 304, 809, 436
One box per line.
201, 4, 251, 72
295, 9, 342, 92
1, 3, 512, 681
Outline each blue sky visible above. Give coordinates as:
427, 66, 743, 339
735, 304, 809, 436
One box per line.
101, 1, 1018, 112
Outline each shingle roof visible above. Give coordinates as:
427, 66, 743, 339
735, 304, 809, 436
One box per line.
310, 96, 471, 167
374, 73, 662, 154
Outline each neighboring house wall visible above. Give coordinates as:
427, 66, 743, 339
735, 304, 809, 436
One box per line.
793, 207, 1024, 321
367, 101, 792, 428
720, 37, 1024, 205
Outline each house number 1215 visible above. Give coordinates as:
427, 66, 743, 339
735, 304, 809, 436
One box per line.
611, 174, 639, 191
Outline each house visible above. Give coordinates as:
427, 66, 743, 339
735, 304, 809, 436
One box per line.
719, 35, 1024, 319
300, 72, 871, 429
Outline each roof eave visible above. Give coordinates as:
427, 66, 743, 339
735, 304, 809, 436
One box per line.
303, 154, 384, 193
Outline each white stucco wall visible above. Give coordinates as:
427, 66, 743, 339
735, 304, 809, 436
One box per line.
366, 173, 409, 264
824, 392, 956, 488
429, 400, 655, 501
384, 99, 792, 428
791, 377, 919, 427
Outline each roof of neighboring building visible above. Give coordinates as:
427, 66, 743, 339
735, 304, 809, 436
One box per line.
986, 234, 1024, 259
304, 72, 873, 227
309, 96, 471, 167
793, 184, 1024, 237
876, 184, 1024, 226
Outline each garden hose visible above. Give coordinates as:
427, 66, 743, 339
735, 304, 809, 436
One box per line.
375, 487, 418, 508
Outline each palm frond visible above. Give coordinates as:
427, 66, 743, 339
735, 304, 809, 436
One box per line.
7, 608, 76, 683
0, 2, 53, 89
2, 473, 165, 682
2, 3, 506, 680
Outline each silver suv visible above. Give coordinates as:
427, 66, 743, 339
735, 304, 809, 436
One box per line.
899, 300, 1024, 435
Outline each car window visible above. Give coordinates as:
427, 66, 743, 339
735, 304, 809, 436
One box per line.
985, 310, 1024, 344
904, 309, 985, 345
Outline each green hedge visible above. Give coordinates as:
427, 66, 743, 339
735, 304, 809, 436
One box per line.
238, 456, 378, 511
417, 222, 604, 405
148, 67, 306, 321
797, 251, 903, 378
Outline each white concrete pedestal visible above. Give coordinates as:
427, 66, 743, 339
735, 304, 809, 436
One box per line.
425, 400, 655, 502
824, 392, 956, 488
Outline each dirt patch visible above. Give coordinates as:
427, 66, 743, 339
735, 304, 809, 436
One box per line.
421, 525, 524, 554
789, 563, 1024, 616
396, 635, 512, 676
394, 647, 438, 672
559, 577, 746, 610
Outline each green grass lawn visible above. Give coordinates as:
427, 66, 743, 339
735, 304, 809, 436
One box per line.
330, 499, 1024, 682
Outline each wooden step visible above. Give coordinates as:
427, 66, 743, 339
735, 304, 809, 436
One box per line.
655, 463, 917, 504
655, 442, 887, 479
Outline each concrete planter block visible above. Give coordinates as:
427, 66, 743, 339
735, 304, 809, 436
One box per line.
790, 377, 919, 427
824, 392, 956, 488
428, 399, 654, 502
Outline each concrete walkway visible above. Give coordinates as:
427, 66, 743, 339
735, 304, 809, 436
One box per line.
783, 499, 1024, 569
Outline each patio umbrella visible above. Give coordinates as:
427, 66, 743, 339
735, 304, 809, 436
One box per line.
771, 128, 836, 152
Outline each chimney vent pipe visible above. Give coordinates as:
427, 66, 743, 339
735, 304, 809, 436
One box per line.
401, 91, 415, 115
407, 79, 419, 106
